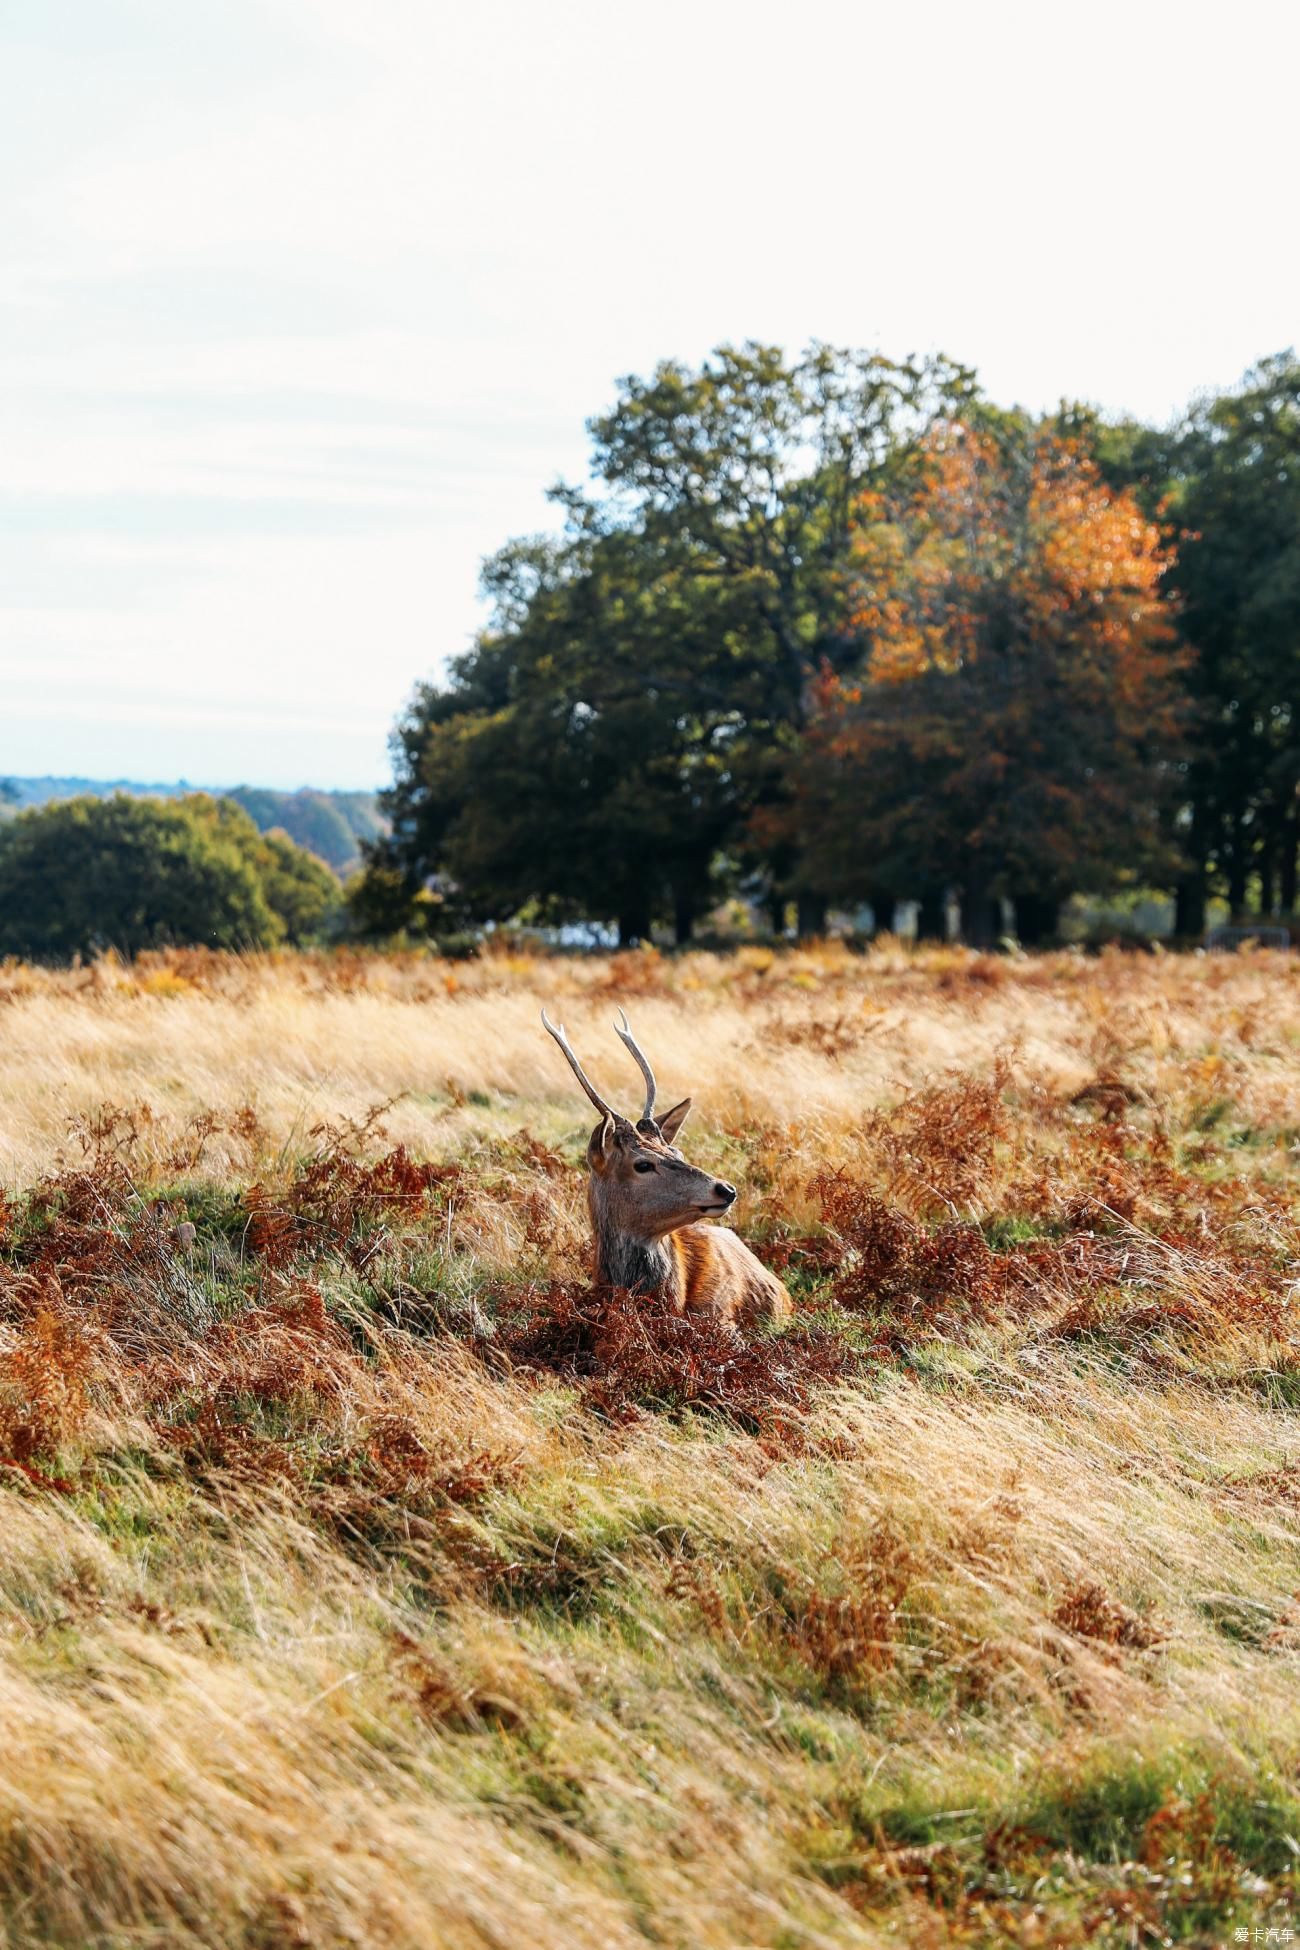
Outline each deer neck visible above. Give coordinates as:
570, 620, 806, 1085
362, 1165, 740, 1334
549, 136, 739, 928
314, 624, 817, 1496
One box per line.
588, 1182, 681, 1302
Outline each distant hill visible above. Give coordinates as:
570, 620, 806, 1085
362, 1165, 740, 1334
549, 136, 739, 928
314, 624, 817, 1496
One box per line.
0, 777, 386, 879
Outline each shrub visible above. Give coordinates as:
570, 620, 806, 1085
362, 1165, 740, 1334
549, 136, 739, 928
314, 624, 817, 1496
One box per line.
0, 794, 341, 961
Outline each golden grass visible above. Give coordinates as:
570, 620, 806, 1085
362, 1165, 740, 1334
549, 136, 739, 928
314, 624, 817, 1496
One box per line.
2, 941, 1300, 1946
3, 938, 1297, 1189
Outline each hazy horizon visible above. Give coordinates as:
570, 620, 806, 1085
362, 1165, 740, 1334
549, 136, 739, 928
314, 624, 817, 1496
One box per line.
1, 769, 380, 798
4, 0, 1296, 791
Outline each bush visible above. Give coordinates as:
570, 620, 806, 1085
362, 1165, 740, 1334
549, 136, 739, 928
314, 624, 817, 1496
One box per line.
188, 799, 341, 944
0, 794, 341, 961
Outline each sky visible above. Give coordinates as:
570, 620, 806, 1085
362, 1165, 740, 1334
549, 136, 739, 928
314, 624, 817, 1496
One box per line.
2, 0, 1296, 793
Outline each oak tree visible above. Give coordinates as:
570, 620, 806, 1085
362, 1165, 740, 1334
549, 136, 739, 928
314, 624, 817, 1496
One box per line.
771, 425, 1189, 941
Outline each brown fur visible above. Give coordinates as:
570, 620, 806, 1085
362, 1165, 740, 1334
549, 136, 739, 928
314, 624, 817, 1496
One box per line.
585, 1114, 792, 1330
541, 1007, 792, 1331
668, 1222, 793, 1331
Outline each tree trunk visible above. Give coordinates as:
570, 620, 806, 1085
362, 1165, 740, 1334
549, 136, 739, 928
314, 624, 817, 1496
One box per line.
1174, 874, 1207, 940
1259, 841, 1277, 917
672, 887, 696, 946
960, 880, 1000, 948
1174, 791, 1210, 939
766, 893, 789, 937
1014, 892, 1060, 947
915, 887, 947, 942
1226, 810, 1250, 918
865, 888, 896, 937
617, 893, 652, 947
1281, 807, 1299, 916
796, 891, 828, 940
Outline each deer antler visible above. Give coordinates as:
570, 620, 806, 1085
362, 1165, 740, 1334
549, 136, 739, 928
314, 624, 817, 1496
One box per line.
614, 1008, 657, 1125
540, 1009, 619, 1121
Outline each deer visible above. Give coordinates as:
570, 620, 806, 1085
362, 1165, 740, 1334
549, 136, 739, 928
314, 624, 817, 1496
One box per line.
541, 1007, 792, 1330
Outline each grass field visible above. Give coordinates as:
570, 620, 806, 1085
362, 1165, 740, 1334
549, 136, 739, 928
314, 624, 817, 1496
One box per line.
2, 940, 1300, 1948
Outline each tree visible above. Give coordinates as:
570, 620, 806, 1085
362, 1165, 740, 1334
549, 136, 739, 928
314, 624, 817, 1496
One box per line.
1163, 354, 1300, 926
585, 342, 976, 931
768, 425, 1188, 942
249, 829, 342, 942
180, 797, 342, 944
0, 795, 341, 962
366, 342, 974, 940
1086, 355, 1300, 930
369, 525, 763, 944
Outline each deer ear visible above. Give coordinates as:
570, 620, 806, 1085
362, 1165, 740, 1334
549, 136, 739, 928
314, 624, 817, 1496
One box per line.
657, 1097, 692, 1144
588, 1114, 617, 1172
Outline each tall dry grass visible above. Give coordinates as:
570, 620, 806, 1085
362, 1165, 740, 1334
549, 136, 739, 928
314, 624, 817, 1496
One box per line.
2, 942, 1300, 1946
3, 938, 1298, 1189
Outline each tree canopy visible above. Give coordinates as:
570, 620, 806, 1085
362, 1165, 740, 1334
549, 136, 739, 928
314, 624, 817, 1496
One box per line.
359, 342, 1300, 946
365, 342, 975, 942
1164, 354, 1300, 927
0, 795, 341, 962
1086, 352, 1300, 931
763, 426, 1189, 940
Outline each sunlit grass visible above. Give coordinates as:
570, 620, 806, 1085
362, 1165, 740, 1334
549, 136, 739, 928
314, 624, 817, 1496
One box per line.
1, 942, 1299, 1945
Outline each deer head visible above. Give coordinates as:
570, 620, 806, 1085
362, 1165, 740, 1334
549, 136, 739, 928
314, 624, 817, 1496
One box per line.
541, 1008, 736, 1239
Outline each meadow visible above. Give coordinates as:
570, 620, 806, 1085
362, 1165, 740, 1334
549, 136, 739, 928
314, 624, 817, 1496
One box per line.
2, 940, 1300, 1948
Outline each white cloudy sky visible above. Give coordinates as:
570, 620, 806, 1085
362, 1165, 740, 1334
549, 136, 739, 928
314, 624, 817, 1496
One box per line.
2, 0, 1296, 791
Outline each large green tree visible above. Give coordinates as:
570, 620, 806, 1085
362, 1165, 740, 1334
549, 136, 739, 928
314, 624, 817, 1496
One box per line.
366, 342, 974, 941
585, 342, 975, 716
1092, 354, 1300, 930
0, 795, 341, 961
369, 525, 766, 943
1167, 354, 1300, 926
182, 797, 341, 944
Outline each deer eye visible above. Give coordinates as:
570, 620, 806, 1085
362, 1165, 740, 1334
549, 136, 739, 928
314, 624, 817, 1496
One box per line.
633, 1160, 656, 1174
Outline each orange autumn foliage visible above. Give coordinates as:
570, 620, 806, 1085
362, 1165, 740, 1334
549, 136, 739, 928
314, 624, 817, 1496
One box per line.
768, 424, 1189, 907
847, 425, 1176, 695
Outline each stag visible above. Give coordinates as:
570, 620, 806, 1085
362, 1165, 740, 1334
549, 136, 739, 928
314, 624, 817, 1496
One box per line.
541, 1007, 792, 1329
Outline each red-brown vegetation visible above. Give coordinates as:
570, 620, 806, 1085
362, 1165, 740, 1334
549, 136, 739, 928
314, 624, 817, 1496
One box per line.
2, 946, 1300, 1949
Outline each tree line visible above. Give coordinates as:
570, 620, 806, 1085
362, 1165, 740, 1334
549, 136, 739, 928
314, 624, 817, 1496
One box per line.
0, 795, 342, 960
3, 346, 1293, 964
356, 344, 1300, 946
1, 779, 384, 879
